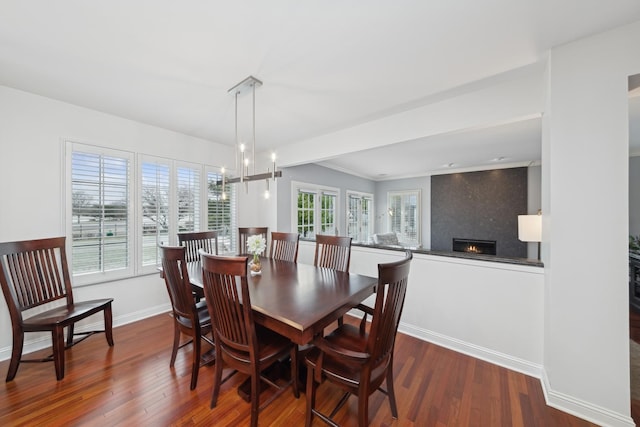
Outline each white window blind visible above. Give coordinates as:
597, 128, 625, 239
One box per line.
177, 165, 200, 232
141, 160, 170, 267
207, 171, 236, 254
70, 148, 131, 278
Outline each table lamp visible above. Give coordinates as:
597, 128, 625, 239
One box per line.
518, 212, 542, 260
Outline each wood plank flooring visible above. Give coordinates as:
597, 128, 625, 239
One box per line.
0, 313, 598, 426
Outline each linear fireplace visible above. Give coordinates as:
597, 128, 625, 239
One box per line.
452, 238, 497, 255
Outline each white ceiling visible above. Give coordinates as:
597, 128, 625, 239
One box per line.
1, 1, 640, 179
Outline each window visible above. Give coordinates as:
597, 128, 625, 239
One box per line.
298, 191, 315, 238
319, 192, 337, 235
176, 164, 201, 232
292, 182, 338, 239
67, 141, 234, 284
207, 171, 235, 253
69, 144, 133, 283
347, 191, 374, 243
141, 159, 170, 267
388, 190, 420, 246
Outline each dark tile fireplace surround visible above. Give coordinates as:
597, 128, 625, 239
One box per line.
431, 167, 528, 258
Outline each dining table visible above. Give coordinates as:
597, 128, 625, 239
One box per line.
186, 256, 378, 346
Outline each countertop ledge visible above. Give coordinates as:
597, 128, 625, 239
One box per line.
351, 242, 544, 268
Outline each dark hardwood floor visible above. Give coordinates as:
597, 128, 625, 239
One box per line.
0, 313, 598, 426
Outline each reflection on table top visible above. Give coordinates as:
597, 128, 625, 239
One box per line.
186, 258, 377, 345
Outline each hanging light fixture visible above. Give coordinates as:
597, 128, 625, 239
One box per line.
218, 76, 282, 193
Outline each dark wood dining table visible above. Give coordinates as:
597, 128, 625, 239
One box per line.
186, 257, 377, 345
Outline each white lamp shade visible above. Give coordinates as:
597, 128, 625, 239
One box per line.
518, 215, 542, 242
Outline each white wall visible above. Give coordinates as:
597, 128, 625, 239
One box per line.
541, 21, 640, 426
0, 85, 234, 359
298, 241, 544, 375
277, 62, 546, 168
527, 165, 542, 258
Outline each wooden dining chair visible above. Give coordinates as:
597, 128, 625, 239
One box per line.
314, 234, 353, 328
304, 250, 413, 427
313, 235, 352, 273
0, 236, 114, 381
177, 230, 219, 262
200, 252, 299, 427
160, 245, 214, 390
269, 231, 299, 262
238, 227, 268, 255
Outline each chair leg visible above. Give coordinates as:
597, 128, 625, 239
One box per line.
6, 328, 24, 382
357, 389, 369, 427
66, 324, 75, 347
52, 326, 66, 381
386, 364, 398, 418
190, 333, 201, 390
210, 354, 223, 408
250, 368, 260, 427
305, 364, 316, 427
290, 346, 300, 398
170, 322, 180, 367
104, 303, 114, 346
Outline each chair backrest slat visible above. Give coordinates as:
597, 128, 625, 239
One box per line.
160, 245, 199, 322
238, 227, 268, 256
178, 231, 219, 262
0, 237, 71, 316
313, 235, 352, 272
269, 232, 299, 263
367, 251, 413, 364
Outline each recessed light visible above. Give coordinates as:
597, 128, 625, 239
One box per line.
492, 156, 506, 162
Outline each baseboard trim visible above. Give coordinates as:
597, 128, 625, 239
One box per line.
397, 321, 634, 427
541, 371, 635, 427
0, 303, 171, 362
397, 321, 544, 379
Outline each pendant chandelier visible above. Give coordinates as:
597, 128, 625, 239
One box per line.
219, 76, 281, 199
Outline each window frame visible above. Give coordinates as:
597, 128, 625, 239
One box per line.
291, 181, 340, 240
346, 190, 374, 244
65, 141, 135, 285
66, 141, 234, 284
139, 155, 171, 273
387, 189, 421, 246
206, 168, 236, 255
175, 161, 203, 234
